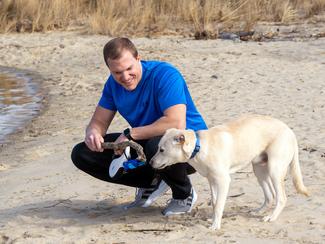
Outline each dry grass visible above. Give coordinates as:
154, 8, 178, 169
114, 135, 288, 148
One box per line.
0, 0, 324, 35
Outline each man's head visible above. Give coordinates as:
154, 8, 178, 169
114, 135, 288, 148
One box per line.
103, 37, 142, 91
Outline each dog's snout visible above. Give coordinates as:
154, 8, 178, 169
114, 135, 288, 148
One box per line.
149, 158, 160, 169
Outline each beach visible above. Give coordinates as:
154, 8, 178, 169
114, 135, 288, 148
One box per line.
0, 31, 324, 243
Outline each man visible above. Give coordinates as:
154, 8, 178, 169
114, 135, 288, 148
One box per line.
71, 37, 207, 215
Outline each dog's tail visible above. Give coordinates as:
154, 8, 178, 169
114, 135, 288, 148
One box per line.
290, 136, 309, 197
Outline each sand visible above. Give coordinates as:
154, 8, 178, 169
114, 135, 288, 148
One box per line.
0, 30, 324, 243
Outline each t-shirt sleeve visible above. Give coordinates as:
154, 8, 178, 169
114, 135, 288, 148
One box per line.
98, 79, 117, 111
157, 67, 187, 112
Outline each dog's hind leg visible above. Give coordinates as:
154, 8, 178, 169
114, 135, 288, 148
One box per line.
208, 178, 218, 226
251, 162, 274, 213
263, 131, 295, 222
263, 156, 289, 222
267, 176, 276, 199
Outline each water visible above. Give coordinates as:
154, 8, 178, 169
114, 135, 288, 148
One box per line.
0, 67, 44, 145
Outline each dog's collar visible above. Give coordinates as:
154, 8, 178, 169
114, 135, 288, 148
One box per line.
190, 131, 200, 159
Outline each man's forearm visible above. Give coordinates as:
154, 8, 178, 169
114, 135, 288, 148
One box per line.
130, 116, 185, 140
85, 106, 116, 137
129, 104, 186, 140
86, 118, 109, 136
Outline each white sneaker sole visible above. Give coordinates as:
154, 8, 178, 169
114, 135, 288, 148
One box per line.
142, 180, 169, 207
109, 146, 130, 178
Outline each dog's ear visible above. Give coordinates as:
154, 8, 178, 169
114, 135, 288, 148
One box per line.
182, 130, 196, 157
172, 130, 195, 157
173, 134, 185, 144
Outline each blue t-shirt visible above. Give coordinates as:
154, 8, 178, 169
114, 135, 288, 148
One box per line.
98, 61, 207, 131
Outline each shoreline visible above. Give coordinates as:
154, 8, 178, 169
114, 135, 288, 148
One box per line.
0, 66, 48, 150
0, 31, 324, 243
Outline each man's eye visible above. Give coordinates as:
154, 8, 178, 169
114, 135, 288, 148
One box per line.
160, 148, 164, 153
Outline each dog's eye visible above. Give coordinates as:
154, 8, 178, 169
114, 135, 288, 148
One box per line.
160, 148, 164, 153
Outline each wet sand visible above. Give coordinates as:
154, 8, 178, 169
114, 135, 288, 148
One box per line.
0, 31, 324, 243
0, 68, 44, 144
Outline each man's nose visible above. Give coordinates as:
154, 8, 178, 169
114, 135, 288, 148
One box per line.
121, 72, 129, 81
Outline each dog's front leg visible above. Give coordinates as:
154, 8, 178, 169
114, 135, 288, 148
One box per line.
208, 173, 231, 230
209, 178, 218, 223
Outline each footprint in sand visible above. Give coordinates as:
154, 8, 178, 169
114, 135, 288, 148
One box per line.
0, 163, 9, 171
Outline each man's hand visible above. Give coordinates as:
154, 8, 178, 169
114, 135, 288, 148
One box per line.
113, 133, 129, 155
84, 106, 116, 152
85, 128, 104, 152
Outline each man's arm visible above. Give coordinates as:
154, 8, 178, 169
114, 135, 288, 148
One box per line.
127, 104, 186, 140
85, 106, 116, 152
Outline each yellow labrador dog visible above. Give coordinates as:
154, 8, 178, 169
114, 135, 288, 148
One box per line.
150, 115, 309, 230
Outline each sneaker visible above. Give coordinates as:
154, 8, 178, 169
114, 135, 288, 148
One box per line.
109, 146, 130, 179
162, 188, 197, 216
124, 179, 170, 210
142, 180, 169, 207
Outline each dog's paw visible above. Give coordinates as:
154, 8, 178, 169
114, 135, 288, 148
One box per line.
210, 222, 221, 230
263, 215, 277, 222
209, 225, 218, 230
263, 215, 271, 222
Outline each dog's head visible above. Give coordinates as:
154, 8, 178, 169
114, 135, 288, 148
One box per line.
150, 128, 196, 170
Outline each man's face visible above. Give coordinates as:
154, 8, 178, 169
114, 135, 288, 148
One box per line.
107, 50, 142, 91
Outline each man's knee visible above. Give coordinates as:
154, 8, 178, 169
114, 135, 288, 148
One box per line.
71, 142, 87, 168
160, 162, 196, 177
186, 164, 196, 175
